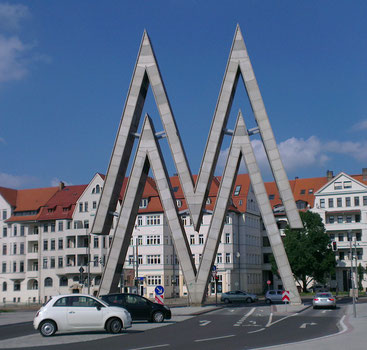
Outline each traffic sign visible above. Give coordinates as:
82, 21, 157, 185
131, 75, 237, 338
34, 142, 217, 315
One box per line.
212, 265, 217, 271
155, 294, 164, 305
155, 285, 164, 295
282, 290, 290, 302
79, 266, 84, 273
267, 280, 271, 285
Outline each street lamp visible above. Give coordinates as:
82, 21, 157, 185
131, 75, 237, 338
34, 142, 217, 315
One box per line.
348, 230, 357, 317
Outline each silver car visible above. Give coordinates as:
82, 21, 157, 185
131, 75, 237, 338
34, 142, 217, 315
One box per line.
221, 290, 258, 304
313, 292, 336, 309
265, 289, 284, 304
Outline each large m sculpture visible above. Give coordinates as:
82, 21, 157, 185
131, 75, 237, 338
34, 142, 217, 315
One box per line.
92, 26, 303, 305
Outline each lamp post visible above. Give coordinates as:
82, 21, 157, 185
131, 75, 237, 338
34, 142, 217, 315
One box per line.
348, 231, 357, 317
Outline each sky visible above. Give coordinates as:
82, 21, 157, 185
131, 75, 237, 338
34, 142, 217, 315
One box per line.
0, 0, 366, 189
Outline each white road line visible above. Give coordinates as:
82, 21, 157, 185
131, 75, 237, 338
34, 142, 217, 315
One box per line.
195, 334, 235, 342
199, 320, 211, 326
266, 312, 297, 328
232, 307, 256, 327
265, 313, 273, 327
248, 328, 265, 334
128, 345, 170, 350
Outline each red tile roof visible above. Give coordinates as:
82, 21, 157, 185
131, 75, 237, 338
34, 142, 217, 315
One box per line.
0, 186, 17, 207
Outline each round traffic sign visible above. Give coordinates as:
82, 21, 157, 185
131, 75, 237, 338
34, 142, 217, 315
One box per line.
267, 280, 271, 285
155, 285, 164, 295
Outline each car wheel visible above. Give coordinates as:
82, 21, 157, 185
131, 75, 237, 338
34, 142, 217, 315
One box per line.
107, 318, 122, 334
246, 297, 252, 303
265, 299, 271, 305
152, 311, 164, 323
39, 320, 57, 337
224, 298, 230, 304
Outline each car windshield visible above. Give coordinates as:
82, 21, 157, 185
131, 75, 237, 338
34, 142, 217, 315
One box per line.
316, 293, 332, 298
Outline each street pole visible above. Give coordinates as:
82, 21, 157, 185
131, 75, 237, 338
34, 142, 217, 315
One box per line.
348, 231, 356, 318
353, 238, 358, 297
87, 231, 91, 295
135, 237, 139, 295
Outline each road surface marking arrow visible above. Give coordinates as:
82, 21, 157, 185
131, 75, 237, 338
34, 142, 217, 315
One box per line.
199, 320, 211, 327
300, 322, 317, 328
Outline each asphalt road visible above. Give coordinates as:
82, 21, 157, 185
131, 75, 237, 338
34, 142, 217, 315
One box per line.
0, 300, 348, 350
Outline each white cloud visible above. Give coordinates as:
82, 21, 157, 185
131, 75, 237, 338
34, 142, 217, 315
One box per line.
0, 3, 30, 31
50, 178, 73, 187
350, 120, 367, 132
324, 140, 367, 162
0, 34, 28, 83
0, 172, 38, 188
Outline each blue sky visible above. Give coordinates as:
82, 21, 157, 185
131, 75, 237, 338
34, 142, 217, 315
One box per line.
0, 0, 366, 189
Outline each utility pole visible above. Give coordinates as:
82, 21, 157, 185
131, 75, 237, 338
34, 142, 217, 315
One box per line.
348, 231, 357, 317
135, 236, 139, 294
87, 231, 91, 295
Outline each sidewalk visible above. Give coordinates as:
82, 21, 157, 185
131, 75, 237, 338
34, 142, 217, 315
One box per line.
261, 302, 367, 350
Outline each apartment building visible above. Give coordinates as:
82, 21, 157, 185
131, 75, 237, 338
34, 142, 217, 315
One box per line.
0, 173, 263, 303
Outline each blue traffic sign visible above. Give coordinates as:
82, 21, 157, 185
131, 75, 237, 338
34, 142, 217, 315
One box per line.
212, 265, 217, 271
155, 285, 164, 295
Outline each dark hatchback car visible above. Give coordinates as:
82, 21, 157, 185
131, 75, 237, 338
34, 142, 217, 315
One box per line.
101, 293, 171, 323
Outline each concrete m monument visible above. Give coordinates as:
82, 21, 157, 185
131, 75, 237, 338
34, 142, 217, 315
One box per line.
92, 25, 303, 305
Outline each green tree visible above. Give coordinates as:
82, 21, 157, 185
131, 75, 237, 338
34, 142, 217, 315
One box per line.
357, 264, 365, 291
271, 211, 336, 292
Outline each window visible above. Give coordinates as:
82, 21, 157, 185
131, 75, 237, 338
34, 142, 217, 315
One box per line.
93, 237, 99, 248
225, 215, 232, 224
217, 253, 222, 263
190, 235, 195, 245
344, 181, 352, 189
20, 226, 25, 236
20, 243, 24, 255
355, 197, 360, 206
2, 281, 7, 291
128, 255, 134, 265
79, 203, 83, 212
147, 255, 161, 264
356, 232, 362, 241
2, 244, 7, 255
346, 216, 352, 223
346, 197, 351, 207
58, 257, 63, 268
50, 239, 55, 250
44, 277, 53, 287
51, 223, 55, 232
269, 194, 275, 200
337, 198, 342, 207
50, 257, 55, 268
328, 198, 334, 208
225, 233, 230, 244
59, 276, 68, 287
58, 221, 63, 231
43, 258, 48, 269
58, 238, 63, 250
13, 281, 21, 291
356, 214, 361, 223
192, 254, 195, 264
330, 234, 335, 240
2, 262, 6, 273
43, 240, 48, 251
67, 221, 71, 230
146, 235, 161, 245
137, 216, 143, 226
300, 189, 305, 195
13, 243, 17, 255
138, 255, 143, 264
13, 262, 16, 272
147, 276, 161, 285
176, 200, 182, 208
19, 261, 24, 272
139, 198, 148, 208
146, 215, 160, 225
263, 236, 270, 247
337, 216, 343, 223
334, 182, 342, 190
338, 234, 344, 242
2, 210, 7, 220
44, 224, 48, 233
339, 252, 345, 260
2, 227, 7, 237
137, 236, 142, 245
95, 185, 100, 194
84, 202, 88, 212
329, 216, 334, 224
225, 253, 231, 263
308, 189, 313, 194
320, 199, 325, 208
364, 196, 367, 206
93, 201, 97, 209
84, 220, 89, 229
199, 234, 204, 244
13, 225, 17, 236
234, 185, 241, 196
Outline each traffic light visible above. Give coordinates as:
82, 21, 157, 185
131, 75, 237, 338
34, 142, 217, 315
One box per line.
332, 241, 337, 251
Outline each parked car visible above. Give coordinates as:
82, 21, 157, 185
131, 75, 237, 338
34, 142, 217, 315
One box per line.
100, 293, 171, 323
33, 294, 132, 337
220, 290, 258, 304
265, 289, 284, 304
313, 292, 336, 309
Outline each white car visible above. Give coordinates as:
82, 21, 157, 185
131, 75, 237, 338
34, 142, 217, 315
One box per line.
33, 294, 132, 337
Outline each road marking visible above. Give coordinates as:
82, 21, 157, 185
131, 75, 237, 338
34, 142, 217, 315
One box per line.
199, 320, 211, 326
230, 309, 235, 312
300, 322, 317, 329
128, 345, 170, 350
321, 310, 332, 313
195, 334, 235, 342
265, 313, 273, 327
266, 312, 297, 327
248, 328, 265, 334
233, 307, 255, 327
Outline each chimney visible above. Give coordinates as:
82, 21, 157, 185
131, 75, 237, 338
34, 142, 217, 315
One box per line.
295, 176, 299, 180
59, 181, 65, 190
326, 170, 333, 182
363, 168, 367, 181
